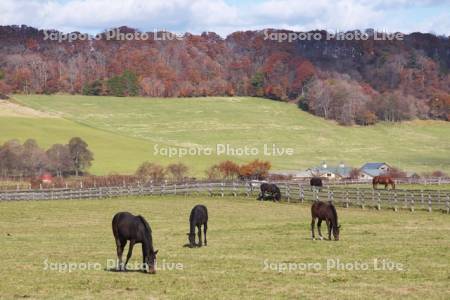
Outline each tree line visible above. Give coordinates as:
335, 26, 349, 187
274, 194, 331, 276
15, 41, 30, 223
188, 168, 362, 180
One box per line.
135, 159, 271, 182
0, 137, 93, 178
0, 26, 448, 125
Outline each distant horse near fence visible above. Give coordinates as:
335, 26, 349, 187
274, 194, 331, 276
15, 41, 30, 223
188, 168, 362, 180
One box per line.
257, 183, 281, 201
310, 177, 323, 189
373, 176, 395, 190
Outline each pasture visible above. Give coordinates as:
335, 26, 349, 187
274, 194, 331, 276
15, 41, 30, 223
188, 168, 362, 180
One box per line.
5, 94, 450, 176
1, 196, 449, 299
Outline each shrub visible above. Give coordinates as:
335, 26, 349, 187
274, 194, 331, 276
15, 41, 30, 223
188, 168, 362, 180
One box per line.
135, 161, 166, 182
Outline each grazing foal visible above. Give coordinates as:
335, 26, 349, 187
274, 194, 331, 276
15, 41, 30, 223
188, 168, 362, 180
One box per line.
188, 205, 208, 247
112, 212, 158, 273
311, 201, 340, 241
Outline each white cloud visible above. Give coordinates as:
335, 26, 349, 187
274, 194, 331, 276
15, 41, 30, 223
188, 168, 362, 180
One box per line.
0, 0, 448, 36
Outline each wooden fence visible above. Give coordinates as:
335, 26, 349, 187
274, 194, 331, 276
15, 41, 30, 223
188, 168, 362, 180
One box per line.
0, 181, 449, 213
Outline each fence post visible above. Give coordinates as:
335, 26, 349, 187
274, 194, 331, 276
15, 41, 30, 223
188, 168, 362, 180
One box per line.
377, 191, 381, 210
421, 190, 424, 209
410, 193, 414, 212
428, 194, 432, 212
361, 190, 365, 209
404, 190, 407, 209
345, 191, 349, 208
233, 182, 237, 197
446, 194, 449, 214
356, 188, 360, 206
300, 185, 304, 203
221, 182, 224, 197
393, 191, 398, 212
208, 183, 213, 197
286, 183, 290, 203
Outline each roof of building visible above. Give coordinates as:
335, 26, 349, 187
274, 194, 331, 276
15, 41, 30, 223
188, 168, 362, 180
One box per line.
360, 162, 388, 170
360, 168, 383, 177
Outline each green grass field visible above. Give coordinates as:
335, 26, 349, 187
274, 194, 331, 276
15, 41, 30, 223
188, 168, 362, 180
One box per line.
3, 94, 450, 176
0, 196, 449, 299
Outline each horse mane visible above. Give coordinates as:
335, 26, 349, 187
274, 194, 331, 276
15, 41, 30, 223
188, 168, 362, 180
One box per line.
137, 215, 154, 252
137, 215, 152, 234
329, 202, 338, 227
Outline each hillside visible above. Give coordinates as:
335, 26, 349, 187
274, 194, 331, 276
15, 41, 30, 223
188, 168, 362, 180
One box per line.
2, 95, 449, 176
0, 26, 449, 125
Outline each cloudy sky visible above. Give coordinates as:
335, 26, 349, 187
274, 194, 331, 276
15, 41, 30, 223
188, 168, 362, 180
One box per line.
0, 0, 449, 36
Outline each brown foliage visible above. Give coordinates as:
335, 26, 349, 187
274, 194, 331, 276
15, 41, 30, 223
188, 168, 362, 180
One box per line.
135, 161, 166, 183
166, 163, 189, 181
386, 167, 407, 178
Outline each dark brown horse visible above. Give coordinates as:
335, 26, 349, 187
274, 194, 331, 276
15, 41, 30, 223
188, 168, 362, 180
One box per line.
257, 183, 281, 201
372, 175, 395, 190
310, 177, 323, 189
187, 205, 208, 248
311, 201, 340, 241
112, 212, 158, 273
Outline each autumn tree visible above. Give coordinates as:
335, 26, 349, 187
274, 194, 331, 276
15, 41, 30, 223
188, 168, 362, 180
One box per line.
218, 160, 240, 180
166, 163, 189, 182
136, 161, 166, 183
68, 137, 94, 176
22, 139, 49, 177
46, 144, 72, 177
239, 160, 271, 180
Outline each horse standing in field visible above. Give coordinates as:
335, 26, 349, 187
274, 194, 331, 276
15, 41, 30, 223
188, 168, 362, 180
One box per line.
310, 177, 323, 190
112, 212, 158, 273
188, 205, 208, 248
311, 201, 340, 241
372, 175, 395, 190
257, 183, 281, 202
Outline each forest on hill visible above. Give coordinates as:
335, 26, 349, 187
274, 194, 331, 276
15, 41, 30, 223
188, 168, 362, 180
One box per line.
0, 25, 449, 125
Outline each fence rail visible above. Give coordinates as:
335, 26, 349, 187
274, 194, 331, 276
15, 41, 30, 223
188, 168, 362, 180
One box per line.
1, 181, 449, 213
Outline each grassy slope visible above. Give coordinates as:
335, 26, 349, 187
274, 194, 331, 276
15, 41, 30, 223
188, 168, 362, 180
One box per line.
6, 94, 450, 175
0, 117, 153, 174
0, 197, 449, 299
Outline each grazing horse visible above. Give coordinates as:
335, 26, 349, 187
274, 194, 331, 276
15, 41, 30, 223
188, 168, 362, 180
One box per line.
257, 183, 281, 202
372, 175, 395, 190
310, 177, 323, 189
188, 205, 208, 248
112, 212, 158, 273
311, 201, 340, 241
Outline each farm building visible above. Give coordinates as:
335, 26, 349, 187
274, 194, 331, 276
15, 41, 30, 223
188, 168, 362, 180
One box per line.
358, 162, 391, 180
308, 162, 352, 180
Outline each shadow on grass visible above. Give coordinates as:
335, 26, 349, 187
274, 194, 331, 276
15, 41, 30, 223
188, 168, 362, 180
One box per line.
104, 268, 147, 274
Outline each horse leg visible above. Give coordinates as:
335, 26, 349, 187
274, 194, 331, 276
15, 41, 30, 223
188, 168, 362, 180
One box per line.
317, 219, 324, 240
124, 240, 135, 270
326, 220, 332, 240
203, 223, 207, 246
311, 218, 316, 240
197, 225, 202, 247
116, 239, 127, 271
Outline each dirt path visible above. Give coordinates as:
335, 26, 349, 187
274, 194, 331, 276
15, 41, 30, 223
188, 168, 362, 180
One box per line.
0, 100, 59, 118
